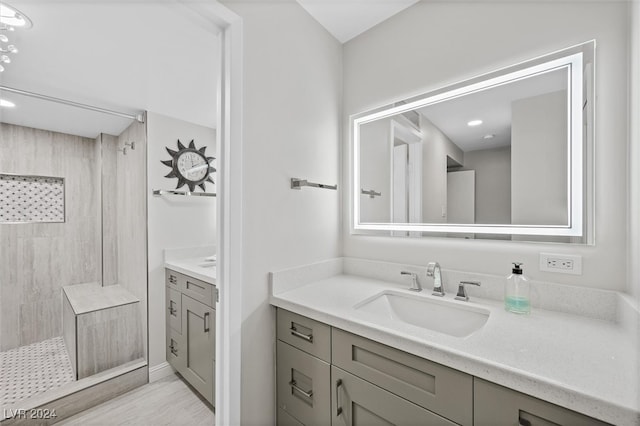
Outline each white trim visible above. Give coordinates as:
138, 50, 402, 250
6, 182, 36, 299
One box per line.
213, 4, 243, 426
148, 362, 176, 383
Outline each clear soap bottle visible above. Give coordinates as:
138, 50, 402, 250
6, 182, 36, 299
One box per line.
505, 262, 530, 314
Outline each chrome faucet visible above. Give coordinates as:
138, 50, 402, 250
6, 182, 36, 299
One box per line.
426, 262, 444, 297
400, 271, 421, 292
455, 281, 481, 301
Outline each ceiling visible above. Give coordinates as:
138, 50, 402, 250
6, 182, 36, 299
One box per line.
0, 1, 220, 138
296, 0, 420, 43
416, 67, 568, 153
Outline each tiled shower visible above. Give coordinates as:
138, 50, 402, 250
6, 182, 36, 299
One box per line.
0, 117, 148, 411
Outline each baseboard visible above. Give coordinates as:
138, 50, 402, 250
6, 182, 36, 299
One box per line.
149, 361, 175, 382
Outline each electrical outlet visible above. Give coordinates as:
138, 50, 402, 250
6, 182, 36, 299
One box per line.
539, 253, 582, 275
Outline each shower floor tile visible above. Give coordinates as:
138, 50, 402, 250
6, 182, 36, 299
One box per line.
0, 336, 75, 407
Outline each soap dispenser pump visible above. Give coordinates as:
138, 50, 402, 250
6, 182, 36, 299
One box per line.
505, 262, 530, 314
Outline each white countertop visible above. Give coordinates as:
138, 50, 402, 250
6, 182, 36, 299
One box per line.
270, 259, 640, 426
164, 257, 216, 284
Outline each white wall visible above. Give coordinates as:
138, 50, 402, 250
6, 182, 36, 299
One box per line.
630, 0, 640, 299
220, 1, 342, 424
511, 91, 568, 226
343, 1, 630, 290
462, 147, 511, 225
421, 115, 463, 223
146, 112, 217, 369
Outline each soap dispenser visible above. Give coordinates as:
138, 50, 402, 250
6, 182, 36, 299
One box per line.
505, 262, 530, 314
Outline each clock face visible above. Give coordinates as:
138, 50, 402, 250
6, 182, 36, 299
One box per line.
177, 151, 208, 182
161, 139, 216, 192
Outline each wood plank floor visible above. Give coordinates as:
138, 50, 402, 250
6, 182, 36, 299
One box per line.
58, 374, 214, 425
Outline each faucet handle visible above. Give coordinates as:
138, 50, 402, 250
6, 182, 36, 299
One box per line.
455, 281, 481, 301
400, 271, 421, 292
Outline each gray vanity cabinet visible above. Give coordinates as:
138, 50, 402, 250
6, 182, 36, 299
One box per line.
331, 366, 457, 426
275, 308, 610, 426
474, 379, 610, 426
165, 269, 216, 406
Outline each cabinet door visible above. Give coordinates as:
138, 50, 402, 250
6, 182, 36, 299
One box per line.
277, 341, 330, 425
474, 378, 610, 426
181, 294, 215, 405
331, 366, 457, 426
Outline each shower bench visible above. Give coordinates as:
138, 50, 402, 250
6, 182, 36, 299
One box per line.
62, 282, 143, 380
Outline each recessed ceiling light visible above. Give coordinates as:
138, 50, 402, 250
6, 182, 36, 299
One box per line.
483, 134, 495, 140
0, 98, 16, 108
467, 119, 483, 127
0, 3, 32, 29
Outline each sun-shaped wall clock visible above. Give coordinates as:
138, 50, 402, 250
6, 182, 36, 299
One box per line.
161, 140, 216, 192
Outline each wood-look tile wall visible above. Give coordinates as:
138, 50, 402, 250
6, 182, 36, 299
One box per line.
0, 123, 101, 351
116, 120, 148, 358
101, 134, 118, 286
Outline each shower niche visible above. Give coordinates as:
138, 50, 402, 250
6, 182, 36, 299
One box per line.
0, 102, 148, 419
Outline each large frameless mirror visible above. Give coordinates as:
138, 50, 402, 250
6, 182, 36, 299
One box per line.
352, 41, 594, 242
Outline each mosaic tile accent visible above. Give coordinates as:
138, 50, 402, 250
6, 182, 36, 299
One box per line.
0, 174, 65, 223
0, 336, 75, 407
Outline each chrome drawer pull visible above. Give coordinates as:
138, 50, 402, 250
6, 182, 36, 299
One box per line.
290, 326, 313, 342
168, 301, 177, 316
169, 341, 178, 356
204, 312, 210, 332
336, 379, 343, 416
169, 275, 177, 284
288, 380, 313, 399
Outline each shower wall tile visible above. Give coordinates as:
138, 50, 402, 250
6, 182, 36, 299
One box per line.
0, 123, 100, 351
116, 120, 148, 359
19, 296, 62, 347
0, 281, 21, 351
76, 302, 143, 379
101, 133, 119, 286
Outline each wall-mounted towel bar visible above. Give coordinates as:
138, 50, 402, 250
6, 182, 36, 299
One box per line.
361, 189, 381, 198
153, 189, 216, 197
291, 178, 337, 191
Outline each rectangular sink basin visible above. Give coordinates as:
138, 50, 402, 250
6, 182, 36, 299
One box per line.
354, 290, 489, 338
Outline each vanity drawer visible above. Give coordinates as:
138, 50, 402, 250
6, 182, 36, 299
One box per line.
166, 328, 185, 372
332, 328, 472, 426
474, 378, 610, 426
277, 309, 331, 362
166, 269, 181, 290
182, 275, 215, 308
277, 341, 330, 426
166, 287, 182, 334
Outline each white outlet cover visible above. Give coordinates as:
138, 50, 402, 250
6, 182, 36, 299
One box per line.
539, 253, 583, 275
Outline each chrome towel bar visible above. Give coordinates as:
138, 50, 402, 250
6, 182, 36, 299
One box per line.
291, 178, 337, 191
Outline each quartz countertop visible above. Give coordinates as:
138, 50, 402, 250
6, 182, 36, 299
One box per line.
164, 257, 216, 284
270, 258, 640, 426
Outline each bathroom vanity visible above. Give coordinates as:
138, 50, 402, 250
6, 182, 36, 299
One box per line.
275, 308, 606, 426
271, 258, 640, 426
164, 261, 217, 406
